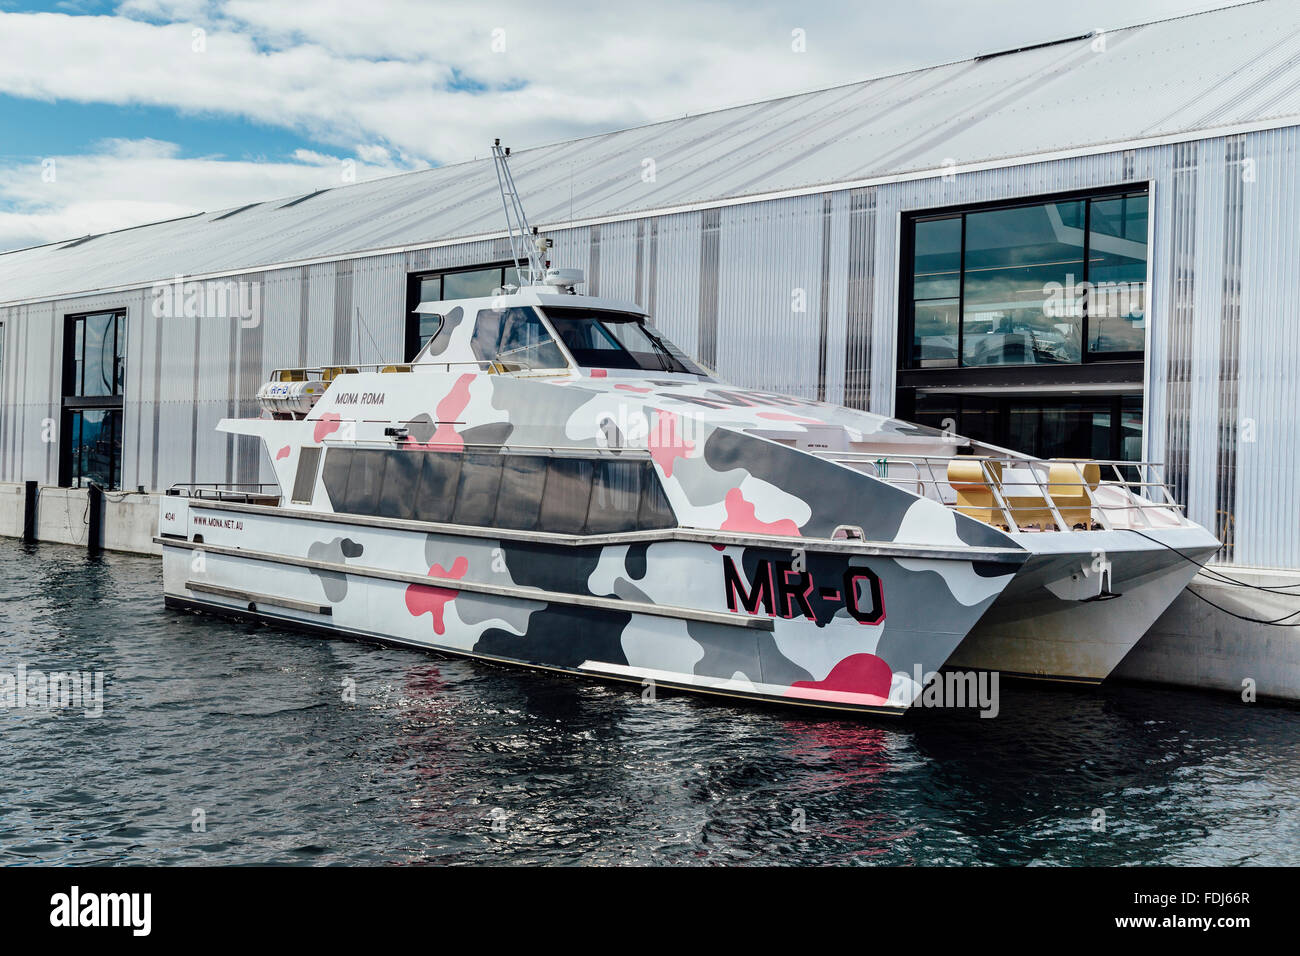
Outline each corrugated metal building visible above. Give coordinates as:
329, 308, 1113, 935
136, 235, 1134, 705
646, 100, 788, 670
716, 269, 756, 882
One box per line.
1, 0, 1298, 567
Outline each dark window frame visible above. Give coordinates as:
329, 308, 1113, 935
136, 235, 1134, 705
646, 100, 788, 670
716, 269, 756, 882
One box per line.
404, 261, 517, 361
898, 185, 1150, 376
60, 309, 127, 490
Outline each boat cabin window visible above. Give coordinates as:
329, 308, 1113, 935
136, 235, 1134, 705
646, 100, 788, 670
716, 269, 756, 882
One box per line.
544, 308, 704, 374
471, 307, 568, 371
321, 447, 675, 534
290, 447, 322, 504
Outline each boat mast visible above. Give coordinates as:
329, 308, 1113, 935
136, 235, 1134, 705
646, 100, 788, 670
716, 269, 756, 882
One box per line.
491, 139, 550, 289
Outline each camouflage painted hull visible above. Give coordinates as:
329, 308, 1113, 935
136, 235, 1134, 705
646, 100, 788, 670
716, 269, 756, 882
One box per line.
159, 497, 1025, 715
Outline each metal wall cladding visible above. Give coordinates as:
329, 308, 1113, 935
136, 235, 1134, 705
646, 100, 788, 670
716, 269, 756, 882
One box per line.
714, 195, 825, 399
2, 126, 1299, 568
1233, 125, 1300, 568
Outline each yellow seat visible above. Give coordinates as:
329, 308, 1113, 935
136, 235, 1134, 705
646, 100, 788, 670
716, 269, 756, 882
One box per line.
948, 459, 1005, 526
1047, 460, 1101, 529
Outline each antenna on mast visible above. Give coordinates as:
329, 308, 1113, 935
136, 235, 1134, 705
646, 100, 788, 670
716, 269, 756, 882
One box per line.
491, 139, 550, 289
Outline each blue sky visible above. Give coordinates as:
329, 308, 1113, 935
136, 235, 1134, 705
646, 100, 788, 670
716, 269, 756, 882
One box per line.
0, 0, 1257, 251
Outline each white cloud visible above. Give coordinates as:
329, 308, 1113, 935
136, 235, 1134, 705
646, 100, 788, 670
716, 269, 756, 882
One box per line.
0, 137, 397, 250
0, 0, 1261, 250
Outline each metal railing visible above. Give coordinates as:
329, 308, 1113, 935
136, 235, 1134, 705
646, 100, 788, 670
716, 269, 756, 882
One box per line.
166, 482, 281, 504
820, 451, 1188, 533
267, 361, 502, 382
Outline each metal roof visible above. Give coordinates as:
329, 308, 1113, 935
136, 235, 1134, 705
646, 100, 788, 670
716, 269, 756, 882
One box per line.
2, 0, 1298, 306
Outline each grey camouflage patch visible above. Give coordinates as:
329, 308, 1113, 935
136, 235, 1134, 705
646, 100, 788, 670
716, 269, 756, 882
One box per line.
307, 536, 365, 602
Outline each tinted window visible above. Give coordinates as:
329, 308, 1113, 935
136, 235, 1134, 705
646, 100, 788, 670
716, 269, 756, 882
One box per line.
545, 309, 702, 373
80, 313, 116, 397
291, 447, 322, 504
452, 452, 503, 525
342, 449, 387, 514
322, 448, 353, 509
443, 268, 503, 299
318, 448, 676, 533
539, 457, 594, 534
902, 190, 1149, 371
496, 454, 548, 530
586, 459, 643, 534
637, 463, 676, 530
471, 307, 567, 370
67, 408, 121, 490
377, 449, 422, 519
413, 452, 461, 523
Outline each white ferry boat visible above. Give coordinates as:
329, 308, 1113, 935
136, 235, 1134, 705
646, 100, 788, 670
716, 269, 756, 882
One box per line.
156, 144, 1219, 715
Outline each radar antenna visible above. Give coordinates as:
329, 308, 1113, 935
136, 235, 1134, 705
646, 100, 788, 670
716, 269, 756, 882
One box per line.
491, 139, 550, 289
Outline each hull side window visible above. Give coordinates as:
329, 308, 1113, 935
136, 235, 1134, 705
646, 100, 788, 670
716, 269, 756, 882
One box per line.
637, 463, 676, 531
377, 449, 422, 520
539, 458, 595, 535
413, 451, 462, 523
342, 449, 388, 515
317, 447, 676, 534
452, 452, 504, 526
587, 459, 642, 535
496, 454, 548, 531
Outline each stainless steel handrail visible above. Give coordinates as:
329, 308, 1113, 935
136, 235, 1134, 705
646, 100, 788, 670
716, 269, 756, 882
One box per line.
826, 452, 1188, 532
266, 361, 500, 381
167, 482, 281, 503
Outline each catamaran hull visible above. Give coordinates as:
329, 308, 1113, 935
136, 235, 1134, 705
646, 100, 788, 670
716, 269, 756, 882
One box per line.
946, 528, 1220, 683
157, 499, 1023, 716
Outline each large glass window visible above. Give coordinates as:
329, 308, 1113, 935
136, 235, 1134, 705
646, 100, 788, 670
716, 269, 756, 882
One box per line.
904, 190, 1148, 369
962, 200, 1085, 366
1086, 194, 1148, 354
910, 217, 962, 367
62, 311, 127, 490
66, 409, 122, 490
68, 311, 126, 397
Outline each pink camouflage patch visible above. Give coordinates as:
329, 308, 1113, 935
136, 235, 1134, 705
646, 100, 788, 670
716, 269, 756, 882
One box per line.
405, 373, 475, 452
720, 487, 801, 537
647, 409, 694, 477
312, 412, 342, 443
405, 555, 470, 636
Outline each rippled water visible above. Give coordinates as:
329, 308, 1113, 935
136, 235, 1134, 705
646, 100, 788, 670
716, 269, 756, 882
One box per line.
1, 538, 1298, 865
